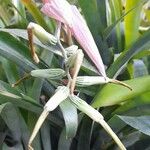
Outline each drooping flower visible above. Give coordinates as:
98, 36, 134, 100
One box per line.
41, 0, 106, 77
70, 6, 106, 77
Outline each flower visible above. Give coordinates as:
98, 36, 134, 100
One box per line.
41, 0, 106, 77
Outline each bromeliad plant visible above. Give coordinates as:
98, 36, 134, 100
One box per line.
13, 0, 131, 149
12, 0, 133, 149
0, 0, 150, 150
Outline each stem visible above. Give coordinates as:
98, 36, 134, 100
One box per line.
98, 119, 126, 150
28, 109, 49, 150
56, 22, 72, 88
12, 73, 31, 87
58, 40, 72, 88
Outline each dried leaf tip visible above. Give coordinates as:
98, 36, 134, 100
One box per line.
11, 74, 30, 87
110, 79, 132, 91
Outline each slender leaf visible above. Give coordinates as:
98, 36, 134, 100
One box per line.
20, 0, 50, 31
59, 99, 78, 138
0, 102, 24, 150
109, 0, 123, 51
118, 115, 150, 136
125, 0, 143, 48
58, 128, 72, 150
133, 60, 148, 77
107, 30, 150, 78
78, 0, 112, 66
112, 92, 150, 116
92, 76, 150, 107
40, 121, 52, 150
0, 29, 62, 56
0, 31, 37, 72
78, 0, 102, 35
0, 80, 63, 127
77, 117, 93, 150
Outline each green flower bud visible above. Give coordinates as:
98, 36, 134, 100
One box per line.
76, 76, 110, 87
30, 68, 66, 79
65, 45, 78, 57
28, 22, 57, 45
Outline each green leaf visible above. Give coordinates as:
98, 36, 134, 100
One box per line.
92, 76, 150, 107
78, 0, 112, 66
97, 0, 107, 30
0, 102, 25, 149
0, 80, 22, 96
118, 115, 150, 136
133, 60, 148, 77
1, 57, 19, 84
40, 121, 52, 150
27, 79, 44, 150
77, 117, 92, 150
27, 113, 42, 150
109, 0, 123, 51
0, 31, 37, 72
107, 30, 150, 78
103, 2, 138, 40
124, 0, 143, 48
0, 31, 56, 93
133, 49, 150, 59
0, 29, 62, 56
78, 0, 102, 35
0, 86, 42, 113
121, 131, 141, 148
59, 99, 78, 138
18, 111, 30, 149
112, 92, 150, 116
10, 0, 27, 27
0, 56, 25, 91
0, 80, 63, 127
20, 0, 50, 31
58, 128, 72, 150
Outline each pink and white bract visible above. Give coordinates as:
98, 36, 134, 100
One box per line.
41, 0, 106, 77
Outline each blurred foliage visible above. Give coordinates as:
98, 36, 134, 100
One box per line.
0, 0, 150, 150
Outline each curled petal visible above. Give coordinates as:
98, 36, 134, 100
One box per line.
71, 6, 106, 77
41, 0, 73, 27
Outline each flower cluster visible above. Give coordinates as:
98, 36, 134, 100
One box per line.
22, 1, 130, 150
41, 0, 106, 77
